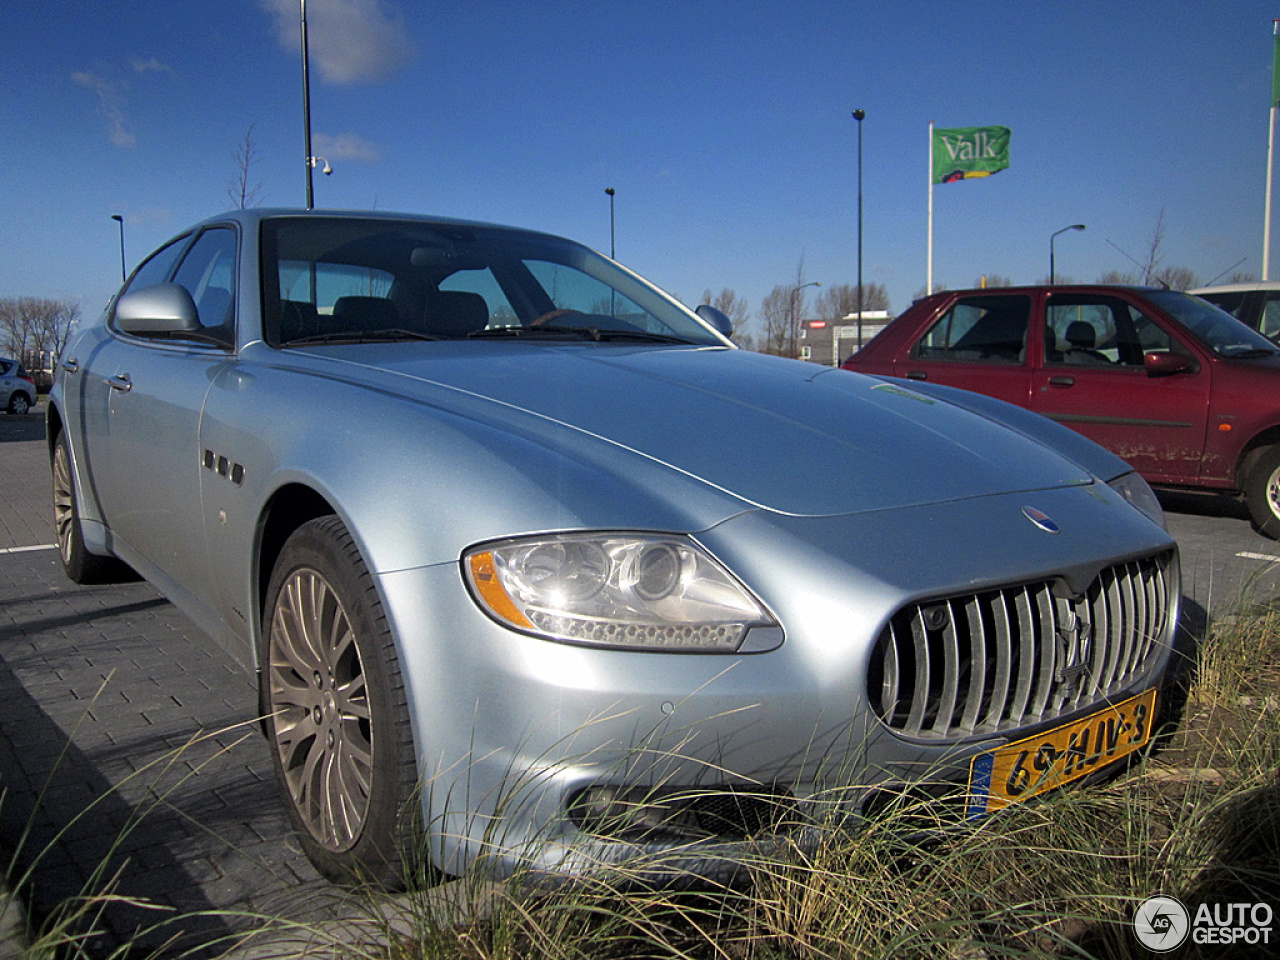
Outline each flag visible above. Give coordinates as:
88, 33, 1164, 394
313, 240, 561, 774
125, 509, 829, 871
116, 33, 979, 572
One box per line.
932, 125, 1011, 184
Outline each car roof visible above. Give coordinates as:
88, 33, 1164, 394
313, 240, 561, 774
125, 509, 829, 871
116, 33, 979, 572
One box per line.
908, 284, 1175, 307
1189, 282, 1280, 294
191, 207, 568, 242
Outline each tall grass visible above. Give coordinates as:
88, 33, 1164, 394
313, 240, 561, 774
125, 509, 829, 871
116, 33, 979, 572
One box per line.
366, 607, 1279, 960
5, 610, 1277, 959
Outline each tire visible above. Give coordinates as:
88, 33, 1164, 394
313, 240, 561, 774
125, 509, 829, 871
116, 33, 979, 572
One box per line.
51, 431, 123, 584
8, 392, 31, 415
1245, 446, 1280, 539
261, 516, 424, 888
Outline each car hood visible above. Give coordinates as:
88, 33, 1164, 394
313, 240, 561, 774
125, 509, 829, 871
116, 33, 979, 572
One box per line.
292, 343, 1096, 518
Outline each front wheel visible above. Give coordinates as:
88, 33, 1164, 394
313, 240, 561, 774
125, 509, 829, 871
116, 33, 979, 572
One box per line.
261, 516, 424, 888
1245, 446, 1280, 539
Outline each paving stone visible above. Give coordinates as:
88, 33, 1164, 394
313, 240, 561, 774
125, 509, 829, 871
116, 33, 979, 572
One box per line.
1, 431, 330, 957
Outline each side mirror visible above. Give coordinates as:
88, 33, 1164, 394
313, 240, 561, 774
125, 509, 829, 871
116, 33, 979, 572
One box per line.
115, 283, 201, 337
1144, 351, 1196, 377
695, 304, 734, 338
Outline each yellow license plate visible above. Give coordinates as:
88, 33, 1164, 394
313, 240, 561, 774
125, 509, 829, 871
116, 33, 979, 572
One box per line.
967, 688, 1157, 819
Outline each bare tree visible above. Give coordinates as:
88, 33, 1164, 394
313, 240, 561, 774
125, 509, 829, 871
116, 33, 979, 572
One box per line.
815, 283, 889, 321
226, 124, 263, 209
974, 275, 1012, 288
1140, 208, 1166, 285
758, 261, 815, 358
759, 286, 796, 356
1151, 266, 1198, 291
700, 288, 754, 348
1098, 270, 1137, 285
0, 297, 80, 372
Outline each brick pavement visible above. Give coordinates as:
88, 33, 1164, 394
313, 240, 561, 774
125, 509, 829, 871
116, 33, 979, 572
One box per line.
0, 410, 360, 956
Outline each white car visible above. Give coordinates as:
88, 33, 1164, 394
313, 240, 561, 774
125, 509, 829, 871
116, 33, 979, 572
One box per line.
1190, 281, 1280, 342
1, 357, 37, 415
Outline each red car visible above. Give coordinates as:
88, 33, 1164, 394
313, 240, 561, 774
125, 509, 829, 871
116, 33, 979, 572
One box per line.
844, 285, 1280, 536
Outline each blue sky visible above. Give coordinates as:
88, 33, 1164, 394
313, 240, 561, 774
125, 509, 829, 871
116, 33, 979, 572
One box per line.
1, 0, 1274, 337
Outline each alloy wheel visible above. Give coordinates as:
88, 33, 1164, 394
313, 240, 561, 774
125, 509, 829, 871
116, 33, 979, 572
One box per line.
267, 568, 374, 852
52, 441, 76, 566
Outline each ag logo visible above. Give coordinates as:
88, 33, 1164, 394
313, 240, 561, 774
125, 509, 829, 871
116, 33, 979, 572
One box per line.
1134, 895, 1190, 952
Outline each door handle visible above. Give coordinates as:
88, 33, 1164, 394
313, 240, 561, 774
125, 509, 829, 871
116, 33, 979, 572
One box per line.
61, 358, 79, 374
108, 374, 133, 393
1047, 375, 1075, 387
905, 371, 928, 381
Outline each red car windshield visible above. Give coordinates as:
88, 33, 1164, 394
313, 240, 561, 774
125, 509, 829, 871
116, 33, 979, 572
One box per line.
1147, 290, 1280, 359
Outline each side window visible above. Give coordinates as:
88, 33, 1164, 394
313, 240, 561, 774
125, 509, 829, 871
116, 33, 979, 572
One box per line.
172, 228, 237, 334
1046, 296, 1171, 367
121, 234, 190, 296
1261, 295, 1280, 341
913, 295, 1031, 363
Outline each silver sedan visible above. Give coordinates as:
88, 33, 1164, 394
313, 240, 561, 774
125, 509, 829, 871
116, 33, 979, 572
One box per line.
49, 210, 1180, 887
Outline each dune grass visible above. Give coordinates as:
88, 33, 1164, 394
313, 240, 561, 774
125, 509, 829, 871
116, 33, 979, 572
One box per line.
3, 607, 1277, 959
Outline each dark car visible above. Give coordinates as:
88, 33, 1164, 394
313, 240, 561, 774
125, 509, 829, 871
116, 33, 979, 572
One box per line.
1, 357, 37, 414
1190, 282, 1280, 343
844, 285, 1280, 537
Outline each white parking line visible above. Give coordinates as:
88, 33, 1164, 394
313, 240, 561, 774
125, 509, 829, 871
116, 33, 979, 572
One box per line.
1236, 551, 1280, 563
0, 544, 56, 555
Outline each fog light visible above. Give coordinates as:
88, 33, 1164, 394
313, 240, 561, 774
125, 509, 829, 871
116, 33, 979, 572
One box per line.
568, 786, 675, 835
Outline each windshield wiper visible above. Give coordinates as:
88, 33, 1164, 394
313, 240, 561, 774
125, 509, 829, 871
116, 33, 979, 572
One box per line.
468, 325, 693, 344
285, 328, 444, 347
468, 325, 601, 340
1220, 347, 1280, 359
593, 329, 695, 344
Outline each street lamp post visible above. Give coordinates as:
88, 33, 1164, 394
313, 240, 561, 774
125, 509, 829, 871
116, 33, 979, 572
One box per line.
604, 187, 615, 259
301, 0, 317, 209
110, 214, 126, 282
1050, 223, 1086, 285
788, 280, 821, 359
852, 108, 865, 354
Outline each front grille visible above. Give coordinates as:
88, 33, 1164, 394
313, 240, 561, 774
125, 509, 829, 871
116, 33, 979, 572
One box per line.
868, 552, 1174, 741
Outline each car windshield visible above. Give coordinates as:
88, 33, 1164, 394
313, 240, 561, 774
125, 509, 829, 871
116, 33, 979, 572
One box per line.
1147, 289, 1280, 359
260, 216, 726, 348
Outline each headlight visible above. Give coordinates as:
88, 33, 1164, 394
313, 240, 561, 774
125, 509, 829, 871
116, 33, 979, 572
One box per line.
1108, 471, 1165, 529
463, 534, 778, 652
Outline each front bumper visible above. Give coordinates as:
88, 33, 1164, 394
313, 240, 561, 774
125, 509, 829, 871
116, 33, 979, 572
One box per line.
376, 481, 1179, 879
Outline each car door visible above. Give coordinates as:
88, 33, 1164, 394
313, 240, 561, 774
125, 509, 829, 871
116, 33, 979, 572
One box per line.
1, 359, 15, 409
78, 226, 239, 598
1030, 292, 1210, 485
892, 292, 1035, 407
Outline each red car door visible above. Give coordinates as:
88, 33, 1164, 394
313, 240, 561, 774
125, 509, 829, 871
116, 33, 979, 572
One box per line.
890, 292, 1035, 407
1030, 291, 1210, 486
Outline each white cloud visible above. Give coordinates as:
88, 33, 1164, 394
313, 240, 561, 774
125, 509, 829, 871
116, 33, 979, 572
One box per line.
72, 70, 136, 148
313, 132, 380, 162
261, 0, 415, 85
129, 56, 177, 78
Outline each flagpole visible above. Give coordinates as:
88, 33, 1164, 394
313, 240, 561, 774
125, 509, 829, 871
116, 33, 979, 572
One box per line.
1266, 20, 1279, 281
927, 121, 934, 295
